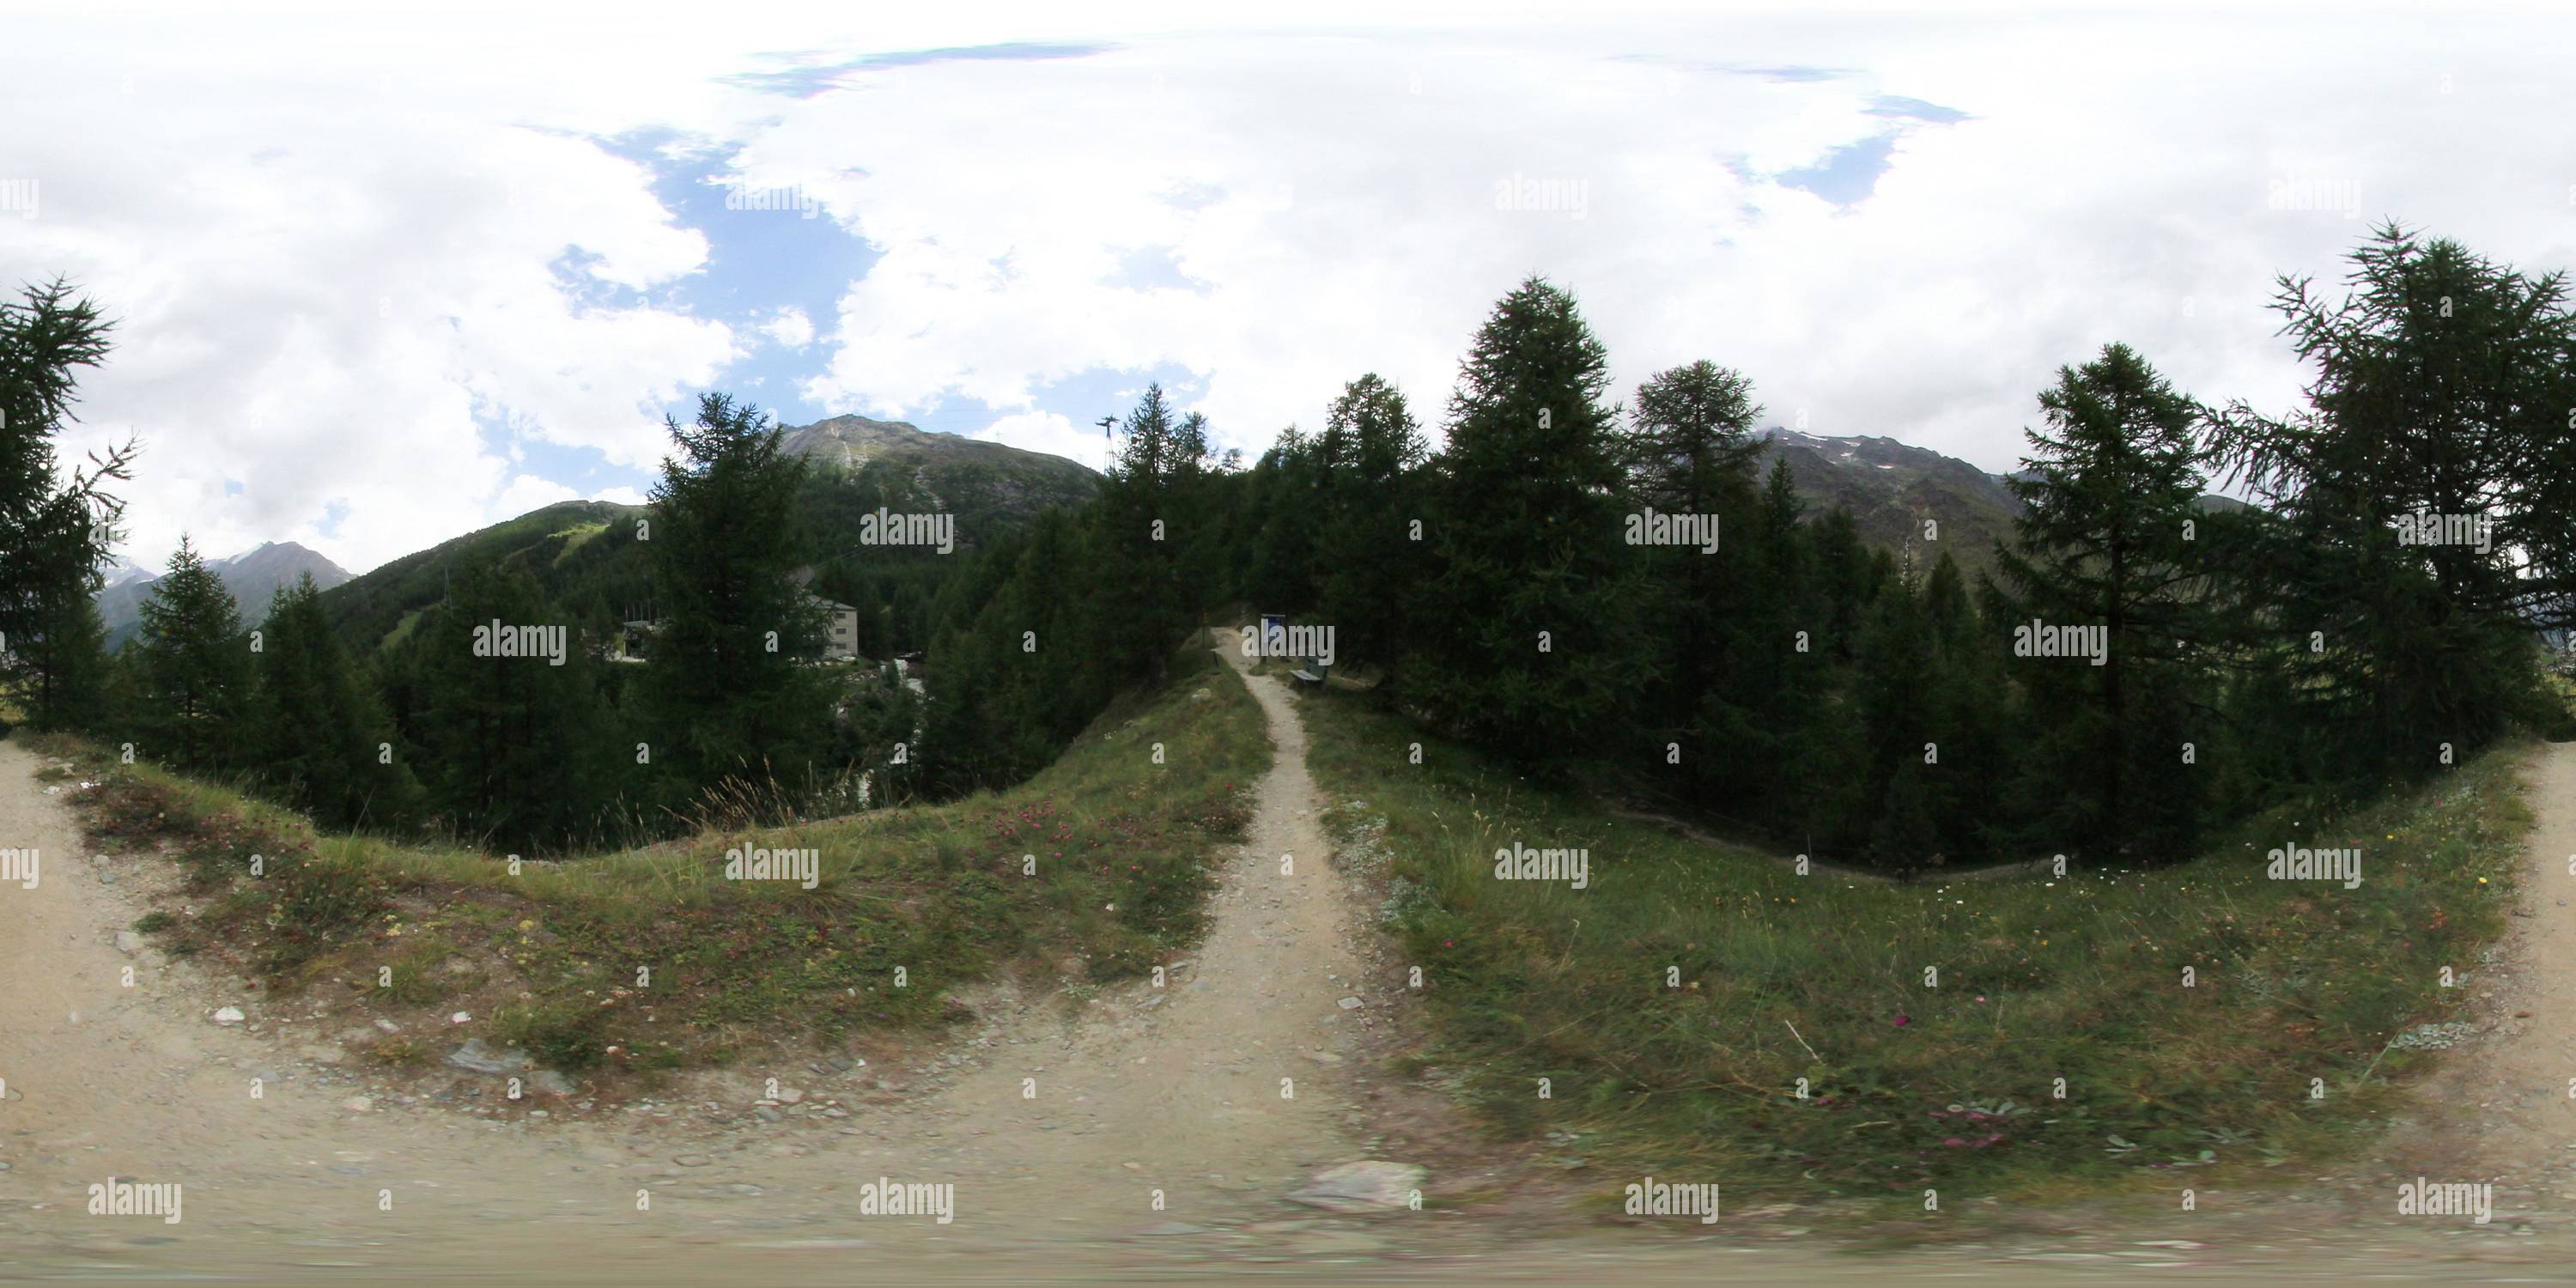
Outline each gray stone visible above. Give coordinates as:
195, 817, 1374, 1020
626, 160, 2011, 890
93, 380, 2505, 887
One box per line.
210, 1006, 246, 1026
531, 1070, 579, 1097
113, 931, 143, 955
443, 1039, 531, 1075
1286, 1162, 1425, 1213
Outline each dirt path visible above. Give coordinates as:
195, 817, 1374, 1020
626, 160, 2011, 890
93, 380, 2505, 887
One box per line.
2393, 739, 2576, 1209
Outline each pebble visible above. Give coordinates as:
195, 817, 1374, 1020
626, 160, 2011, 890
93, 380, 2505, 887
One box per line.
210, 1006, 246, 1026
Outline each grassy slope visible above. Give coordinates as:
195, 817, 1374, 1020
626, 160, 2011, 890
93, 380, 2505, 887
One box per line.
27, 643, 1267, 1078
1303, 692, 2536, 1207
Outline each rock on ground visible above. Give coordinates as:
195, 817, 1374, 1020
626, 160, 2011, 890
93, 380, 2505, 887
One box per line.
1286, 1161, 1425, 1213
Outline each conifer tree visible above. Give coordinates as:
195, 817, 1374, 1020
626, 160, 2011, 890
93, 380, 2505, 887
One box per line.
407, 562, 613, 851
1315, 374, 1430, 677
638, 393, 834, 809
1620, 361, 1767, 794
2209, 226, 2572, 770
136, 537, 252, 770
1995, 342, 2212, 856
1084, 384, 1212, 687
252, 574, 416, 830
1405, 277, 1652, 755
10, 495, 115, 731
0, 280, 131, 731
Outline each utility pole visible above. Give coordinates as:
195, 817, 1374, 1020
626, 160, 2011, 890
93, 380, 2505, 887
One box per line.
1097, 415, 1116, 475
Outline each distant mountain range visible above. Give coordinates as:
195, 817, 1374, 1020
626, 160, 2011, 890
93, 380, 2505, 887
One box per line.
1754, 428, 2248, 575
98, 541, 352, 647
313, 415, 1103, 653
1754, 428, 2027, 573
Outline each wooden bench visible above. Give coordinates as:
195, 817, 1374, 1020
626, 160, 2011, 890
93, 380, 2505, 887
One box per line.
1289, 660, 1332, 690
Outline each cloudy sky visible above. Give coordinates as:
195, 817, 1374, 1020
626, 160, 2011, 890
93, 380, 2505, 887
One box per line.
4, 2, 2569, 574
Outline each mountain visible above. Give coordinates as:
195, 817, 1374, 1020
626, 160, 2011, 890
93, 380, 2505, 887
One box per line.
780, 414, 1100, 528
100, 541, 352, 647
1753, 428, 2251, 576
317, 500, 646, 653
1756, 428, 2026, 572
100, 555, 155, 588
315, 420, 1102, 657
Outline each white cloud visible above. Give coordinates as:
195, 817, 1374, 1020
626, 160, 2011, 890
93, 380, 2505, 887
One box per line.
969, 410, 1112, 471
8, 5, 2574, 579
759, 306, 817, 349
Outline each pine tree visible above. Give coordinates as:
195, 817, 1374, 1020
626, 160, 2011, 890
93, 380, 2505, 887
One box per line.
1405, 277, 1653, 756
1084, 384, 1212, 688
251, 574, 418, 830
1735, 459, 1833, 829
1995, 342, 2213, 857
1243, 428, 1325, 612
1315, 374, 1431, 677
0, 280, 131, 730
407, 562, 613, 852
2209, 225, 2572, 772
1852, 568, 1943, 871
135, 537, 252, 770
1619, 361, 1767, 795
10, 495, 114, 731
638, 393, 834, 810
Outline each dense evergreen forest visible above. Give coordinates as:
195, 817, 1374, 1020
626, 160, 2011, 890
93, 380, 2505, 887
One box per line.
5, 223, 2572, 871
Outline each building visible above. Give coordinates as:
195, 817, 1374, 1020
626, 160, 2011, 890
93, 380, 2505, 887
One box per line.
615, 584, 860, 663
817, 598, 860, 660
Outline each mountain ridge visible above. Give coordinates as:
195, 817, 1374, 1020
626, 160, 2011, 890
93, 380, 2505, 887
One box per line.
97, 540, 352, 647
